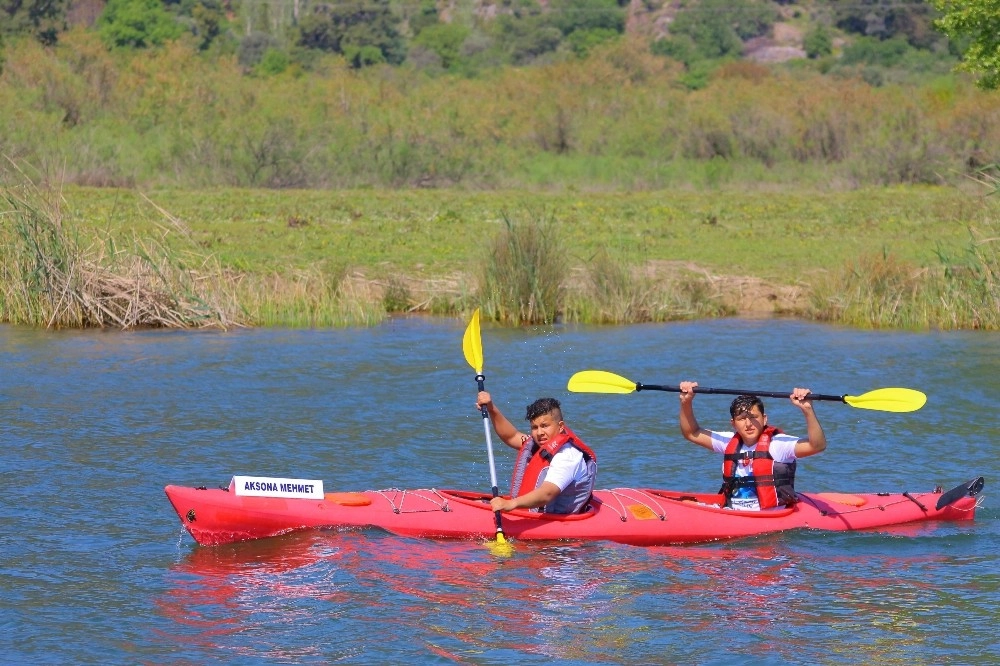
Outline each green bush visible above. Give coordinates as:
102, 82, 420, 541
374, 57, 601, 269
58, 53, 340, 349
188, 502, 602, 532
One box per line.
98, 0, 183, 49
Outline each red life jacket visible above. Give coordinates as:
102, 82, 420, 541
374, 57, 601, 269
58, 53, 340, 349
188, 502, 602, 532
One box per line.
509, 426, 597, 514
721, 426, 797, 509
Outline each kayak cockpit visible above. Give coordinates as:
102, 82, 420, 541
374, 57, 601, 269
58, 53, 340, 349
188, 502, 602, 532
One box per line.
438, 489, 598, 521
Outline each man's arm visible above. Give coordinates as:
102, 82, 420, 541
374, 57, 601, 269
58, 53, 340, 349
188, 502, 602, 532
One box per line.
791, 389, 827, 458
679, 381, 715, 450
491, 482, 560, 512
477, 391, 526, 450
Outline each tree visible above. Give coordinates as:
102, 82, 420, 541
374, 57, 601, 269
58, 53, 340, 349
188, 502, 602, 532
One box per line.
412, 22, 470, 70
933, 0, 1000, 90
803, 25, 833, 59
1, 0, 68, 44
656, 0, 775, 63
98, 0, 183, 48
297, 0, 405, 67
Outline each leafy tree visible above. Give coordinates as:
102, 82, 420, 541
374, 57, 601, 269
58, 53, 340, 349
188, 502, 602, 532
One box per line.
650, 33, 700, 67
297, 0, 405, 67
566, 27, 620, 58
409, 0, 440, 37
656, 0, 775, 64
548, 0, 624, 36
189, 0, 225, 51
803, 25, 833, 59
933, 0, 1000, 90
255, 48, 291, 76
98, 0, 183, 48
239, 31, 278, 69
834, 0, 943, 49
491, 9, 562, 65
1, 0, 68, 44
841, 35, 912, 68
412, 22, 470, 70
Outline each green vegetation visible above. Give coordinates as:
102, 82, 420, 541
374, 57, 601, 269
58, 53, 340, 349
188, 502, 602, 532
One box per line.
1, 0, 997, 330
933, 0, 1000, 90
0, 33, 995, 191
2, 176, 997, 330
0, 165, 240, 328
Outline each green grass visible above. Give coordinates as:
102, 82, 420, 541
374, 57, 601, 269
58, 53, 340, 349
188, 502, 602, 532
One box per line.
60, 185, 984, 285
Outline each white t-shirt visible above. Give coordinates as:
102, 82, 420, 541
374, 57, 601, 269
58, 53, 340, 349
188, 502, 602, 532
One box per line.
541, 446, 590, 491
709, 430, 799, 511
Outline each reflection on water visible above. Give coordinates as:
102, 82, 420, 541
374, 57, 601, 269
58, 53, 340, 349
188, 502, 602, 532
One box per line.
154, 524, 1000, 664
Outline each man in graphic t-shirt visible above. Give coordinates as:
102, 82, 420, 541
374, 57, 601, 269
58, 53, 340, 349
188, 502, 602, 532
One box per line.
676, 382, 827, 510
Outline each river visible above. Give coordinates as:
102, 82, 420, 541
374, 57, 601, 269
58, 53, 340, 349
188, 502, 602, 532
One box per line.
1, 318, 996, 664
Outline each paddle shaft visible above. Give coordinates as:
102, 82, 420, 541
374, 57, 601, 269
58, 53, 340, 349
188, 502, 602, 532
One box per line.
637, 383, 848, 404
476, 373, 507, 539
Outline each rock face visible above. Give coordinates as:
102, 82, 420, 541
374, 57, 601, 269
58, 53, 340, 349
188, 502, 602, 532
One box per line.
743, 23, 807, 64
745, 45, 808, 63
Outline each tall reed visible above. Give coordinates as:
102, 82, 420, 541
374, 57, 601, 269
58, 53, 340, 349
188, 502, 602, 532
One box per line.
0, 162, 243, 329
809, 182, 1000, 330
234, 269, 388, 327
562, 251, 732, 323
477, 210, 565, 325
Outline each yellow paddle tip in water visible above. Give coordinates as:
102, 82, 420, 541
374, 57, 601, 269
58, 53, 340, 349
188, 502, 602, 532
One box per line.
486, 534, 514, 557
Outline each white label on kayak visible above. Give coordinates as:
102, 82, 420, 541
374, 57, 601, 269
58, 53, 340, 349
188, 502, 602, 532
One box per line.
231, 475, 324, 499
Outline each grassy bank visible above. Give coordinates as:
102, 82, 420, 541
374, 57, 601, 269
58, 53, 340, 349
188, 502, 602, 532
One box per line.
1, 177, 997, 330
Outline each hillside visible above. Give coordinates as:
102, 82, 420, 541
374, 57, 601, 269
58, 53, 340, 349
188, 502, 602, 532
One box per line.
5, 0, 954, 76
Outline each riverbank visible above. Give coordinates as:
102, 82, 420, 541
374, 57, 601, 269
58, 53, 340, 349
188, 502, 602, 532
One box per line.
2, 182, 998, 329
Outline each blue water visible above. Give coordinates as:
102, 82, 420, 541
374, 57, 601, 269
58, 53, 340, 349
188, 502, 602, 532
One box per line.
1, 318, 997, 664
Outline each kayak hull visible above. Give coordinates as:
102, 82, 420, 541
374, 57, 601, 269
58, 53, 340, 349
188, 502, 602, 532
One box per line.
164, 478, 983, 547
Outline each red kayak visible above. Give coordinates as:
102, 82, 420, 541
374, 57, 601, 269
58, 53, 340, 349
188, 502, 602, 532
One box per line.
165, 476, 984, 547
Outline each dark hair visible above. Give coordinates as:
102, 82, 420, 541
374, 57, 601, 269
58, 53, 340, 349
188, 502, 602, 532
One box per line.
526, 397, 562, 422
730, 394, 764, 418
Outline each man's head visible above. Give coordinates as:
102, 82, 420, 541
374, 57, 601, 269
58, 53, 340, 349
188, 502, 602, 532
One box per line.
729, 394, 767, 443
525, 397, 565, 444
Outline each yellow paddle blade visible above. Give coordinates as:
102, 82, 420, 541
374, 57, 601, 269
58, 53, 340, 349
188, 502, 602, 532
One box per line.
487, 533, 514, 557
567, 370, 638, 394
462, 309, 484, 373
844, 387, 927, 412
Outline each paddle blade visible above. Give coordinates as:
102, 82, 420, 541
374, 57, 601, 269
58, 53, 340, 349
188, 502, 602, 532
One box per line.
462, 309, 484, 373
567, 370, 638, 394
844, 387, 927, 412
487, 533, 514, 557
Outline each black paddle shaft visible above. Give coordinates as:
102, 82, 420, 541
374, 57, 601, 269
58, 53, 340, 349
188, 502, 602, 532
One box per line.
636, 383, 848, 404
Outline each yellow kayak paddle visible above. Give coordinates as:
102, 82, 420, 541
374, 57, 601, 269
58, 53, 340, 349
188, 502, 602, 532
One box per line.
463, 309, 513, 555
567, 370, 927, 413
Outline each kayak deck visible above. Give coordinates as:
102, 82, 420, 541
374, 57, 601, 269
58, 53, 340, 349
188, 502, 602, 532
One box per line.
165, 477, 984, 547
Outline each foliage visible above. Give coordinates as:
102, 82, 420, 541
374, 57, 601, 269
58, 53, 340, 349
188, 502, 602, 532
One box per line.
477, 210, 565, 325
97, 0, 183, 49
933, 0, 1000, 90
803, 25, 832, 60
548, 0, 625, 37
411, 22, 470, 70
255, 48, 291, 76
491, 3, 563, 65
1, 0, 67, 45
841, 36, 914, 68
238, 31, 279, 69
297, 0, 406, 67
0, 161, 242, 329
651, 0, 776, 79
